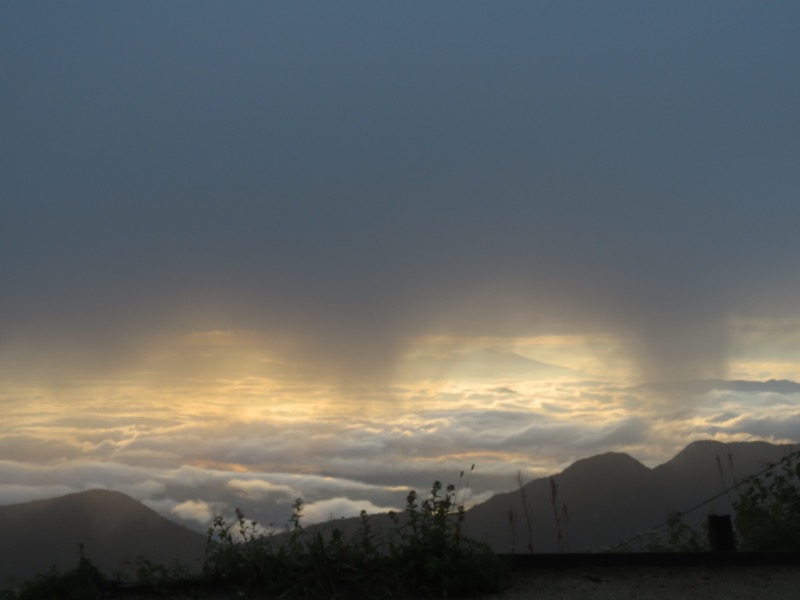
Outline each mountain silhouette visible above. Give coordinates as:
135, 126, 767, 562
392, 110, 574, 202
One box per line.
1, 440, 796, 585
0, 489, 206, 585
463, 440, 797, 553
405, 348, 573, 380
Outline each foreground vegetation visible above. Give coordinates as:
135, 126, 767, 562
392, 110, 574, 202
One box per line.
5, 449, 800, 598
617, 448, 800, 552
1, 481, 506, 599
732, 450, 800, 551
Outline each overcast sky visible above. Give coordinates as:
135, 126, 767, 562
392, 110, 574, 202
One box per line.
2, 2, 800, 530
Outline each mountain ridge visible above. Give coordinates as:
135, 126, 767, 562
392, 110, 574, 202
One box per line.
464, 439, 797, 552
0, 489, 206, 585
403, 348, 574, 380
1, 439, 797, 584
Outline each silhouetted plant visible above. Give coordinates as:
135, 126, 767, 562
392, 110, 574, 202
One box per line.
515, 470, 534, 553
642, 512, 709, 552
607, 510, 709, 553
734, 451, 800, 551
2, 478, 505, 598
386, 480, 505, 597
202, 479, 505, 598
548, 477, 569, 552
9, 544, 109, 600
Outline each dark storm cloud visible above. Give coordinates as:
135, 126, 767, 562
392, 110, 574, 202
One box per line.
3, 2, 800, 382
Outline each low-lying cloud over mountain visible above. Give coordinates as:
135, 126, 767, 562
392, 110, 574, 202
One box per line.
3, 439, 795, 585
1, 377, 798, 539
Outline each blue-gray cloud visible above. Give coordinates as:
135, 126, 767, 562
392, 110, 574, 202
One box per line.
2, 2, 800, 382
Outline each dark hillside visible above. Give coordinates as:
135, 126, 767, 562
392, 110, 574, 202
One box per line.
464, 441, 797, 553
0, 489, 206, 585
464, 452, 661, 553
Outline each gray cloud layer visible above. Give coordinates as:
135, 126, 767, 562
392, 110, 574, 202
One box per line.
2, 379, 798, 530
3, 2, 800, 383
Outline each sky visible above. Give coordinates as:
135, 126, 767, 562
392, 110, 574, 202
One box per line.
2, 1, 800, 532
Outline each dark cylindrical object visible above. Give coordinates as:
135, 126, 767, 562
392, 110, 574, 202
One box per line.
708, 514, 736, 553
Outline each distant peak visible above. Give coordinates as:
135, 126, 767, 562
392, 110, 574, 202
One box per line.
61, 488, 139, 504
685, 439, 725, 450
664, 440, 726, 463
561, 451, 649, 476
661, 439, 798, 471
71, 488, 129, 498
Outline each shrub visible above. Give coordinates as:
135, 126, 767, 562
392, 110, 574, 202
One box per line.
387, 481, 505, 597
202, 481, 506, 598
9, 544, 109, 600
734, 451, 800, 551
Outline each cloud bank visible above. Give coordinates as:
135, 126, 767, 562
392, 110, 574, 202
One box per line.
2, 377, 798, 531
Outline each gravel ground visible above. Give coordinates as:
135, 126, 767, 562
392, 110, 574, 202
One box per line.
486, 565, 800, 600
82, 565, 800, 599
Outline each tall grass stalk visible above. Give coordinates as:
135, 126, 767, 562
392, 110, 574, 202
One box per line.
515, 470, 534, 553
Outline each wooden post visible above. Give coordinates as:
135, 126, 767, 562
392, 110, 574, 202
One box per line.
707, 514, 736, 552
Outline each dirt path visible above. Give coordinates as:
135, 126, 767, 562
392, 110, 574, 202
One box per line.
486, 565, 800, 600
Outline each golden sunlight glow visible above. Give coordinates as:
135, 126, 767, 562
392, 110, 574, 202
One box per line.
394, 332, 634, 384
2, 317, 797, 487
